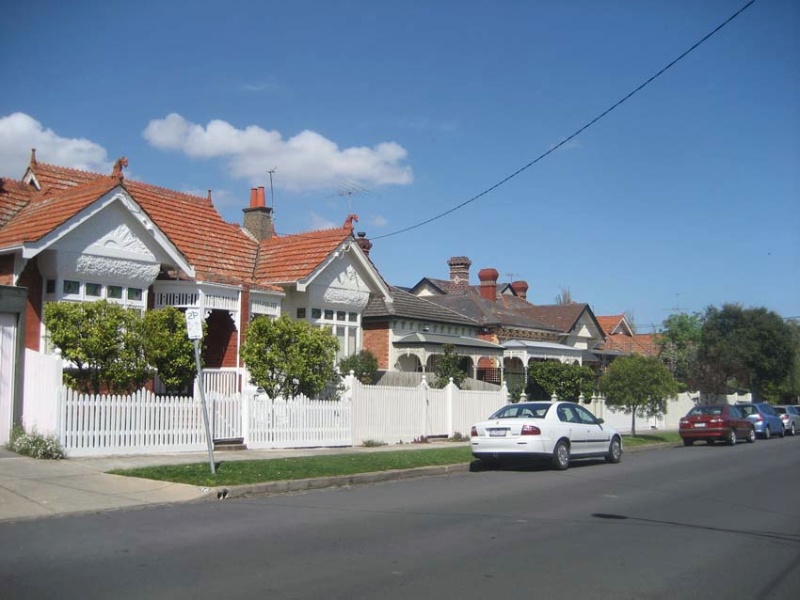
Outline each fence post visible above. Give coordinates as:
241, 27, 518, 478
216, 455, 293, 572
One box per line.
446, 377, 454, 438
500, 381, 509, 404
551, 393, 559, 402
242, 390, 251, 446
420, 375, 429, 439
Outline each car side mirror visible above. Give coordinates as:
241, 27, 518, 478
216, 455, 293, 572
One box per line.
597, 418, 605, 425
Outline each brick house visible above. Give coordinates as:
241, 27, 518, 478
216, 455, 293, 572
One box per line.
0, 152, 392, 398
362, 285, 504, 377
409, 256, 606, 387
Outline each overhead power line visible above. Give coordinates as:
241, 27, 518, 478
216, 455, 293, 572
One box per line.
373, 0, 758, 241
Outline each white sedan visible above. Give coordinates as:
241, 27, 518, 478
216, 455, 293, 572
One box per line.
470, 401, 623, 470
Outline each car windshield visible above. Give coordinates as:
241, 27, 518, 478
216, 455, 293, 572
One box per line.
739, 405, 756, 416
688, 406, 723, 416
490, 403, 551, 419
774, 407, 786, 415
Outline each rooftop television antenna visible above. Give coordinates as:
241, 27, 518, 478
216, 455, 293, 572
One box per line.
267, 167, 277, 211
336, 180, 376, 213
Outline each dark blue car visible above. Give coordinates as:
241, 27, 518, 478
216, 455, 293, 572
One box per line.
737, 403, 785, 439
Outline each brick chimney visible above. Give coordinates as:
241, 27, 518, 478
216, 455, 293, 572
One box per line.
243, 186, 274, 241
448, 256, 472, 293
478, 268, 499, 302
355, 231, 372, 256
511, 280, 529, 300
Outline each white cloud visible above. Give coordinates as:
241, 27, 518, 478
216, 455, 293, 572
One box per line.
371, 215, 388, 227
0, 113, 112, 178
309, 212, 338, 230
143, 113, 413, 192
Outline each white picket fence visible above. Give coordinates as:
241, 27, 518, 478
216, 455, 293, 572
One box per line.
19, 352, 510, 456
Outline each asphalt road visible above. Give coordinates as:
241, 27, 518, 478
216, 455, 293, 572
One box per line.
2, 437, 799, 600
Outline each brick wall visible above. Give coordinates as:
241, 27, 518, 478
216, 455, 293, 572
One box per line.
0, 254, 14, 285
362, 322, 390, 370
16, 258, 42, 350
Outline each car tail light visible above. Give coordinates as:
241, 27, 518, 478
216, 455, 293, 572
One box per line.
470, 426, 478, 437
521, 424, 541, 436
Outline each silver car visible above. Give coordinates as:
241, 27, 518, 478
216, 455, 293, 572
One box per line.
774, 406, 800, 436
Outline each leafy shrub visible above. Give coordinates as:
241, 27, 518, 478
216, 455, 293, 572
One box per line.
8, 425, 66, 459
339, 350, 379, 384
362, 439, 387, 447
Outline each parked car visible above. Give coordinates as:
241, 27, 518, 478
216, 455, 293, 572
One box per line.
678, 404, 755, 446
469, 401, 622, 471
774, 406, 800, 436
737, 402, 785, 439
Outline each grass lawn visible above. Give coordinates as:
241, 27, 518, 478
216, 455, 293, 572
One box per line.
110, 432, 679, 487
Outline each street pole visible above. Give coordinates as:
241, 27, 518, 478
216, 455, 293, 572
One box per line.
186, 309, 215, 475
194, 339, 216, 475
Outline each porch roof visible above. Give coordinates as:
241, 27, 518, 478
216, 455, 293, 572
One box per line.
395, 332, 503, 353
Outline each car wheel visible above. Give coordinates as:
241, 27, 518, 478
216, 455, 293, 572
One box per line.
727, 429, 736, 446
552, 440, 570, 471
683, 439, 694, 447
764, 426, 771, 440
779, 425, 785, 438
791, 423, 796, 436
705, 439, 715, 445
605, 437, 622, 463
747, 428, 755, 443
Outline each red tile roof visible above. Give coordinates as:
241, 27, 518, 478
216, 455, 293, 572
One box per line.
0, 178, 34, 228
0, 177, 119, 247
603, 332, 661, 357
596, 315, 626, 335
0, 159, 344, 292
255, 227, 353, 283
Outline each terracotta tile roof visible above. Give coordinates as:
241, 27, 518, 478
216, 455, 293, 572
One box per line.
0, 177, 35, 228
597, 315, 626, 335
523, 303, 591, 334
603, 332, 660, 357
123, 180, 258, 284
0, 177, 119, 247
254, 227, 352, 283
0, 161, 275, 289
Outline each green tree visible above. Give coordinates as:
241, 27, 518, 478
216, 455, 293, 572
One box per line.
44, 300, 150, 394
599, 354, 680, 436
432, 344, 467, 388
241, 315, 339, 399
696, 304, 795, 399
525, 361, 594, 401
338, 350, 379, 384
658, 311, 703, 386
762, 320, 800, 403
143, 307, 200, 393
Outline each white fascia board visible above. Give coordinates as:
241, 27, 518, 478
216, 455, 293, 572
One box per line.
20, 187, 195, 278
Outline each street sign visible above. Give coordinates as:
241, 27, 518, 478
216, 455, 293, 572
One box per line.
185, 308, 203, 340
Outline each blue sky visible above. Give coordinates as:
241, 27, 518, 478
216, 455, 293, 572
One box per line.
1, 0, 797, 332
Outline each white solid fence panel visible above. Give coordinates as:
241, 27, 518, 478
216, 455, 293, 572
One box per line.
349, 378, 428, 445
209, 392, 243, 440
21, 349, 63, 436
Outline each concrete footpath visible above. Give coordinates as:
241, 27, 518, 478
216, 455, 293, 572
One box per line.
0, 442, 671, 523
0, 442, 474, 523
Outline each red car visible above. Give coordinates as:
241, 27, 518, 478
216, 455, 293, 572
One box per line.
679, 404, 756, 446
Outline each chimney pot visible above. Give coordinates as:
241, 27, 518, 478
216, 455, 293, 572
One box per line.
249, 188, 258, 208
447, 256, 472, 293
478, 268, 499, 302
511, 280, 529, 300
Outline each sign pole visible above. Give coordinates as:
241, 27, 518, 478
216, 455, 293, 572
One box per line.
186, 309, 216, 475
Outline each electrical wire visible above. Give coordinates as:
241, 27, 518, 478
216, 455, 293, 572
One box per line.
372, 0, 758, 241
